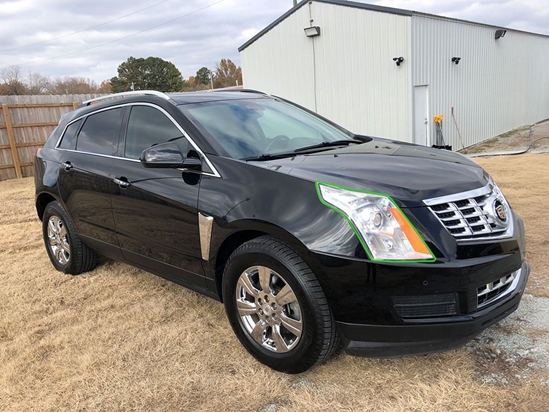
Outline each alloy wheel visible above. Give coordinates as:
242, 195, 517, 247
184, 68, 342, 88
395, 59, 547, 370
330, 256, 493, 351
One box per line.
236, 265, 303, 353
47, 215, 70, 265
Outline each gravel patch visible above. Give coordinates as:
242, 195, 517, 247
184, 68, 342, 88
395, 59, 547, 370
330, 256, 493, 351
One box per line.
464, 119, 549, 156
466, 294, 549, 384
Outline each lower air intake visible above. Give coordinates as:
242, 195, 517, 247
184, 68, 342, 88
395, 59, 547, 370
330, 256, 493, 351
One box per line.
393, 294, 458, 319
477, 269, 520, 308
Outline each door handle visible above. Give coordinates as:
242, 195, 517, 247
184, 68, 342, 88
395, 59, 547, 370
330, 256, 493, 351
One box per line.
113, 177, 131, 188
62, 161, 73, 171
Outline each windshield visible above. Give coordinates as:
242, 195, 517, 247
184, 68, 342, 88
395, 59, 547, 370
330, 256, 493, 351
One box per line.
178, 98, 354, 159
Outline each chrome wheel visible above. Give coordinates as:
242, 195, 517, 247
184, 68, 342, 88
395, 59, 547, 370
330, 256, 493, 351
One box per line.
47, 215, 70, 265
236, 265, 303, 353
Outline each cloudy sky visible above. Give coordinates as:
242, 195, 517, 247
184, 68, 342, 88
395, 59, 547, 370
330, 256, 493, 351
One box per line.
1, 0, 548, 84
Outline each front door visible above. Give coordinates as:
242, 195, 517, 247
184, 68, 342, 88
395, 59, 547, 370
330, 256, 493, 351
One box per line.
109, 104, 205, 287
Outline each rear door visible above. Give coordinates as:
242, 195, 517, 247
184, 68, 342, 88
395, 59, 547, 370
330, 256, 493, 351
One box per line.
56, 107, 124, 258
109, 103, 205, 287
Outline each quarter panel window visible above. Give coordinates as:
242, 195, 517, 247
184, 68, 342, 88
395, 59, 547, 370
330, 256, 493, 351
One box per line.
125, 106, 186, 159
59, 119, 82, 150
76, 108, 123, 155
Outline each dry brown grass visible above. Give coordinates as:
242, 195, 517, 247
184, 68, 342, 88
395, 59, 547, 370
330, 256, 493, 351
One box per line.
476, 154, 549, 297
1, 155, 548, 411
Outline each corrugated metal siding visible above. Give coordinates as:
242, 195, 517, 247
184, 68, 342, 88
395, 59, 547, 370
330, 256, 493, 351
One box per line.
241, 2, 412, 141
412, 15, 549, 149
240, 7, 315, 110
312, 2, 411, 140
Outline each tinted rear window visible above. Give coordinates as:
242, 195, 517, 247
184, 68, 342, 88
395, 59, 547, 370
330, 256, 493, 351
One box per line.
76, 108, 123, 155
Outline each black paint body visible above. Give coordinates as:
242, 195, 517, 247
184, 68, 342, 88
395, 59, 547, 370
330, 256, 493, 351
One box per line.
34, 91, 528, 357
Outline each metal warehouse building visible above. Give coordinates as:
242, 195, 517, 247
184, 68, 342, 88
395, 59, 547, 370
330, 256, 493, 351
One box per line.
239, 0, 549, 149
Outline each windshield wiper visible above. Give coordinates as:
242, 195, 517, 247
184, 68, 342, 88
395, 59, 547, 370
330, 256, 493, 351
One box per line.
243, 152, 297, 161
243, 138, 364, 161
293, 139, 363, 153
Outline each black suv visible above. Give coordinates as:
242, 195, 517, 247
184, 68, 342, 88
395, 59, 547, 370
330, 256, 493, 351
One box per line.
34, 90, 529, 373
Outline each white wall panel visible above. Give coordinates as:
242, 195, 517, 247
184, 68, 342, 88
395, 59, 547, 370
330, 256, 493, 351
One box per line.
240, 7, 315, 110
312, 2, 412, 141
412, 15, 549, 149
241, 2, 549, 148
241, 2, 412, 141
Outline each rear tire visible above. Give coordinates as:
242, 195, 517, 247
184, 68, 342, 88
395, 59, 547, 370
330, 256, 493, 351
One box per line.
42, 201, 98, 275
222, 236, 339, 373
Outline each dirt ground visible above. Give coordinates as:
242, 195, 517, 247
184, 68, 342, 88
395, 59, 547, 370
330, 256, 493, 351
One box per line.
462, 119, 549, 155
1, 153, 548, 411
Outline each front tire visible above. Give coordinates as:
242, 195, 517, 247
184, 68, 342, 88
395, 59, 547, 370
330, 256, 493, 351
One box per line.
222, 236, 339, 373
42, 201, 98, 275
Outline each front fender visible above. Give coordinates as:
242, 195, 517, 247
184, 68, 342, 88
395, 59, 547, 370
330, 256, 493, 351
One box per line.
197, 158, 364, 279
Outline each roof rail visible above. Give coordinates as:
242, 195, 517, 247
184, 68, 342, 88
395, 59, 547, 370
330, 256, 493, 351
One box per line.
236, 89, 268, 95
212, 88, 269, 96
209, 85, 244, 92
79, 90, 173, 107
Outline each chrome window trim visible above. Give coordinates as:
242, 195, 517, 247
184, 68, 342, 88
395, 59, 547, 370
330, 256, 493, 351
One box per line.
198, 213, 214, 261
54, 148, 219, 178
55, 102, 221, 178
55, 104, 124, 149
80, 91, 172, 106
55, 149, 140, 162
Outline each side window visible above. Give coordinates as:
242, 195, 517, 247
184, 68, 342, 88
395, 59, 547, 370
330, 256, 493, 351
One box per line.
58, 119, 82, 150
76, 108, 123, 155
125, 106, 187, 159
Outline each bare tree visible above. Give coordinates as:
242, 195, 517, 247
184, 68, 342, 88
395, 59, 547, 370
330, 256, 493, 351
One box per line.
0, 65, 23, 83
27, 72, 51, 95
47, 77, 105, 95
0, 65, 28, 95
0, 65, 110, 95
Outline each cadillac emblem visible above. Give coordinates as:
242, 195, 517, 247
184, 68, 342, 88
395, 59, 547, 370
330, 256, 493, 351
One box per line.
494, 199, 507, 223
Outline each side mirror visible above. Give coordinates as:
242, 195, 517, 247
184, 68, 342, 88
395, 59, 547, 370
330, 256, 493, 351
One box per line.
181, 157, 202, 171
140, 142, 201, 171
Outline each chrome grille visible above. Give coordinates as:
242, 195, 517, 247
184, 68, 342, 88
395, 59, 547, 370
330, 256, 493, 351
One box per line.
424, 183, 512, 241
477, 269, 520, 308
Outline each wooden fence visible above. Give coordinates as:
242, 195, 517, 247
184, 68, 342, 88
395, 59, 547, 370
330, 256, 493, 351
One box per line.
0, 95, 103, 181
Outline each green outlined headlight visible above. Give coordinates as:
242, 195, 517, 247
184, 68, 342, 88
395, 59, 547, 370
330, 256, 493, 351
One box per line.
316, 182, 435, 262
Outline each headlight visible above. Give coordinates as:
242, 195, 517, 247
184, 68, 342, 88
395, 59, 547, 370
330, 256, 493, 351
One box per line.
316, 182, 435, 262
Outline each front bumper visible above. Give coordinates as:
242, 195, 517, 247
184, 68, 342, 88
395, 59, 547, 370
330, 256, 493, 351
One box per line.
337, 262, 529, 357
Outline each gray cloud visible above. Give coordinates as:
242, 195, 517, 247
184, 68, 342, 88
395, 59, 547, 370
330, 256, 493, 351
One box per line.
0, 0, 288, 82
373, 0, 549, 35
1, 0, 547, 84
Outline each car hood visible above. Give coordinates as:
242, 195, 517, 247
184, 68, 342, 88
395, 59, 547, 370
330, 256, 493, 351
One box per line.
252, 139, 488, 207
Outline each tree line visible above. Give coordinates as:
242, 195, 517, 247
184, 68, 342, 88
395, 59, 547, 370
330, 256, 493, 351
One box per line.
0, 65, 111, 95
0, 56, 243, 95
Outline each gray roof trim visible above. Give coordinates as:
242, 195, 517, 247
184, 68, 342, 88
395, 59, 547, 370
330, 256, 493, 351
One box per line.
313, 0, 412, 16
238, 0, 548, 53
238, 0, 412, 52
412, 11, 549, 39
238, 0, 307, 53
